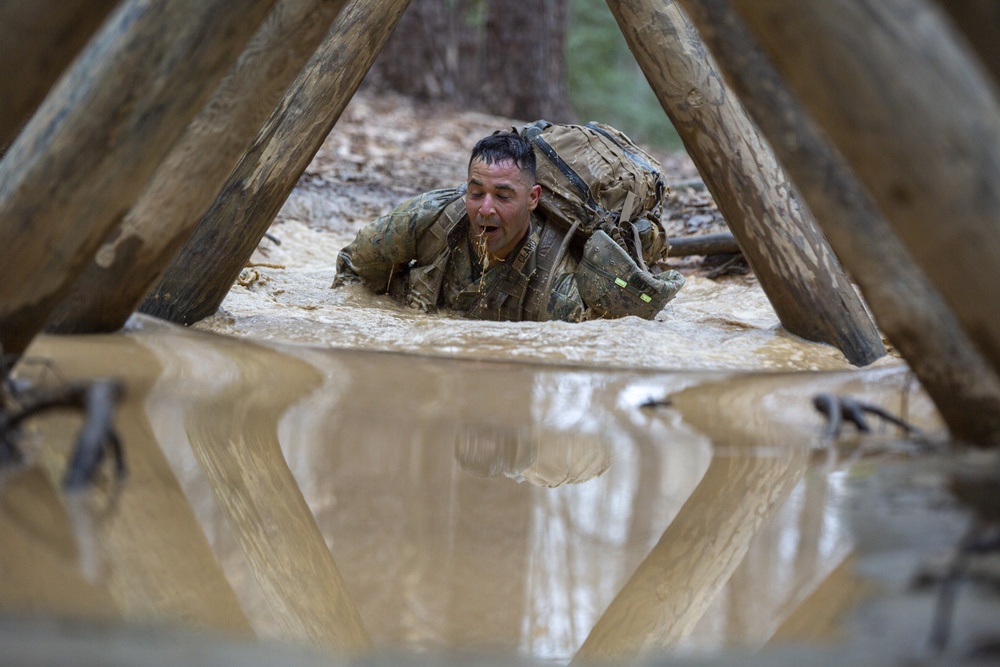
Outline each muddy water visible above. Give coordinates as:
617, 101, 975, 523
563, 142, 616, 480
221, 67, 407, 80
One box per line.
2, 296, 944, 664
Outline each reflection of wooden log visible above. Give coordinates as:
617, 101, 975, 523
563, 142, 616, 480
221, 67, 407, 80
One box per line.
677, 0, 1000, 446
0, 0, 118, 154
604, 0, 885, 367
163, 336, 371, 652
0, 467, 121, 622
730, 0, 1000, 387
46, 0, 349, 335
140, 0, 412, 325
667, 232, 739, 257
25, 335, 254, 636
766, 554, 873, 647
574, 444, 808, 662
937, 0, 1000, 87
0, 0, 277, 355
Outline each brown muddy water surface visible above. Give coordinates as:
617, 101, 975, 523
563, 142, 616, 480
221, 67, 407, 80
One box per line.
0, 92, 971, 665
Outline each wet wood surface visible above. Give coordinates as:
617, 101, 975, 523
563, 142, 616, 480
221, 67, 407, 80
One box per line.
0, 0, 277, 354
604, 0, 885, 367
140, 0, 412, 325
46, 0, 349, 335
0, 0, 118, 154
730, 0, 1000, 386
677, 0, 1000, 446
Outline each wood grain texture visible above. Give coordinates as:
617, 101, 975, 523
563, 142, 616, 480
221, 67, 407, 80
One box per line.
140, 0, 412, 325
0, 0, 119, 153
0, 0, 277, 355
678, 0, 1000, 446
731, 0, 1000, 384
46, 0, 349, 335
604, 0, 885, 367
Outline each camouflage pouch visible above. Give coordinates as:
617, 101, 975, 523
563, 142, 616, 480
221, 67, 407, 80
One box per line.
577, 230, 684, 320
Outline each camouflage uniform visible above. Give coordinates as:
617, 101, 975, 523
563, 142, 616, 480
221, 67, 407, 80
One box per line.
334, 186, 684, 322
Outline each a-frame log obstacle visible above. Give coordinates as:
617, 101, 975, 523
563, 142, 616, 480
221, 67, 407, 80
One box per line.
676, 0, 1000, 445
730, 0, 1000, 388
45, 0, 350, 335
0, 0, 278, 355
604, 0, 886, 367
0, 0, 119, 155
5, 2, 1000, 446
139, 0, 412, 325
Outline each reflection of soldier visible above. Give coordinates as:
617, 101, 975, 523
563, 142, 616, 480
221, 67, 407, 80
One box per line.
333, 131, 684, 322
454, 423, 611, 488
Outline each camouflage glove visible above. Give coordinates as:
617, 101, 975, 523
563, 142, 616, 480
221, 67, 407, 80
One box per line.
576, 230, 684, 320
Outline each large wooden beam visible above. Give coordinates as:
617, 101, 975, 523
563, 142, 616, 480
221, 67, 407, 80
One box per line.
0, 0, 120, 154
604, 0, 885, 367
677, 0, 1000, 445
0, 0, 277, 355
139, 0, 411, 325
729, 0, 1000, 383
937, 0, 1000, 88
45, 0, 349, 335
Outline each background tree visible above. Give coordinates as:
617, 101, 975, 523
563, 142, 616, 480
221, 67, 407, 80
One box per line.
367, 0, 572, 122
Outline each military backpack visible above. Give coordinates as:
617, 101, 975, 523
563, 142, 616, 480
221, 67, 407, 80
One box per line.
517, 120, 670, 272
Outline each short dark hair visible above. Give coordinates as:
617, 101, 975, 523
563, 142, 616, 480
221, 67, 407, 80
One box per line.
469, 131, 537, 182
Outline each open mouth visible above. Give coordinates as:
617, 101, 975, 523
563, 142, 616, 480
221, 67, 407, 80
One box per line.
478, 222, 500, 235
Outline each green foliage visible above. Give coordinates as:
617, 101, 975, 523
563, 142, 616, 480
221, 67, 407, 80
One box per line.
566, 0, 683, 152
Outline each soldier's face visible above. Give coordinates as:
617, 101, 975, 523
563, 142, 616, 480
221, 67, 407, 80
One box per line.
467, 158, 541, 261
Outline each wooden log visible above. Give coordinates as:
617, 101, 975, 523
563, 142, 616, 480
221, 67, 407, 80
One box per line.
677, 0, 1000, 446
667, 232, 739, 257
729, 0, 1000, 385
45, 0, 349, 335
0, 0, 119, 154
937, 0, 1000, 88
0, 0, 277, 356
604, 0, 885, 367
139, 0, 412, 325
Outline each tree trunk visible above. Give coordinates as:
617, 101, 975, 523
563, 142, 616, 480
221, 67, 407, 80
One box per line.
604, 0, 885, 367
730, 0, 1000, 385
45, 0, 349, 335
0, 0, 276, 356
0, 0, 119, 154
367, 0, 575, 122
483, 0, 575, 121
140, 0, 411, 325
677, 0, 1000, 446
365, 1, 471, 101
937, 0, 1000, 88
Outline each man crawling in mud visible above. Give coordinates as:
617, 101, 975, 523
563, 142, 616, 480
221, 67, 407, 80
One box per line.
332, 130, 684, 322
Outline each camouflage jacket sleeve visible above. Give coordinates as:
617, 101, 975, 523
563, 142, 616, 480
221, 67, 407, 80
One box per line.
334, 187, 466, 291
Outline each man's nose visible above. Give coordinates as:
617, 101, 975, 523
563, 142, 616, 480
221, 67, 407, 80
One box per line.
481, 194, 496, 215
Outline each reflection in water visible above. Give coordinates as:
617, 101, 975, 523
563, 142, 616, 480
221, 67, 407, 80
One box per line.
1, 320, 945, 664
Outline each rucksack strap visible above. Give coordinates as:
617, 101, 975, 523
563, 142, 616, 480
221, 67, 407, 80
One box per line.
405, 196, 467, 311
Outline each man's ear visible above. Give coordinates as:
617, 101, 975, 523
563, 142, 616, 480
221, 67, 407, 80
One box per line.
528, 184, 542, 210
